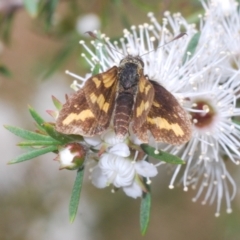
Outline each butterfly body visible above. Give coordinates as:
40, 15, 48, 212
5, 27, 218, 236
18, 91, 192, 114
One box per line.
114, 56, 144, 138
56, 55, 192, 145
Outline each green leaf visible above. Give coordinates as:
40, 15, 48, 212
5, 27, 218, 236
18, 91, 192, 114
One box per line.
186, 10, 204, 24
92, 63, 101, 75
45, 0, 59, 30
52, 96, 62, 111
17, 140, 61, 146
0, 11, 14, 43
28, 106, 45, 126
182, 32, 200, 64
38, 0, 59, 31
23, 0, 39, 17
232, 118, 240, 126
42, 122, 77, 143
69, 168, 85, 223
4, 125, 56, 141
8, 145, 58, 164
28, 106, 46, 132
141, 144, 185, 164
140, 189, 151, 235
120, 11, 130, 29
0, 65, 11, 77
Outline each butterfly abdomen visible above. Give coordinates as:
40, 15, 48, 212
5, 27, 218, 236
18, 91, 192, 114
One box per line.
114, 92, 134, 138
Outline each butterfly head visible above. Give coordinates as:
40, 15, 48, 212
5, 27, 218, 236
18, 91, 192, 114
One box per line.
119, 55, 144, 69
118, 55, 144, 89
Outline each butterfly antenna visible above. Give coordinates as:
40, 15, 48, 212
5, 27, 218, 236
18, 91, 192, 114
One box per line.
85, 31, 124, 56
140, 32, 187, 57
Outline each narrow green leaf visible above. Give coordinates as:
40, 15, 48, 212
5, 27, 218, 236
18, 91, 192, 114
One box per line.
182, 32, 200, 64
5, 125, 48, 140
120, 12, 131, 29
0, 11, 14, 43
140, 190, 151, 235
0, 65, 11, 77
232, 118, 240, 126
28, 106, 46, 132
52, 96, 62, 111
37, 0, 59, 31
4, 125, 56, 141
42, 122, 76, 143
8, 145, 58, 164
17, 140, 61, 146
45, 0, 59, 30
92, 63, 101, 75
141, 144, 185, 164
69, 168, 85, 223
186, 10, 204, 24
23, 0, 38, 17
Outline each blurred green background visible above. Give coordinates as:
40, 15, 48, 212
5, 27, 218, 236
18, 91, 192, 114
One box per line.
1, 0, 240, 239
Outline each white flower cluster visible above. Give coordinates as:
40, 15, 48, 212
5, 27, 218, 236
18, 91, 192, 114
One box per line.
85, 129, 158, 198
61, 0, 240, 216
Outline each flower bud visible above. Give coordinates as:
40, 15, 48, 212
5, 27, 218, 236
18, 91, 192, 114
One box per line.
56, 143, 86, 170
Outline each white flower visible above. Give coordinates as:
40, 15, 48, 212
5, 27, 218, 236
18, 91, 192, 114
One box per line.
199, 1, 240, 76
67, 11, 197, 93
143, 9, 240, 215
101, 128, 127, 145
108, 143, 130, 157
83, 129, 130, 157
202, 0, 238, 17
84, 135, 102, 147
189, 153, 236, 217
155, 17, 240, 215
65, 7, 240, 215
91, 153, 158, 198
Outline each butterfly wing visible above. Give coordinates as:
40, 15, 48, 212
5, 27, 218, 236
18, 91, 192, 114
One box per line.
147, 80, 192, 145
132, 75, 155, 132
83, 66, 118, 126
55, 66, 118, 136
133, 80, 192, 145
55, 89, 107, 136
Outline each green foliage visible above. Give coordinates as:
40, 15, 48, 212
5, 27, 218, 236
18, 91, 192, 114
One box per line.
4, 106, 83, 164
232, 118, 240, 126
23, 0, 38, 17
141, 144, 185, 164
69, 168, 85, 223
6, 105, 87, 223
38, 0, 59, 31
8, 146, 58, 164
42, 122, 77, 143
92, 63, 101, 75
28, 105, 45, 126
182, 32, 201, 64
0, 11, 14, 43
0, 65, 11, 77
52, 96, 62, 111
140, 179, 151, 235
4, 125, 56, 141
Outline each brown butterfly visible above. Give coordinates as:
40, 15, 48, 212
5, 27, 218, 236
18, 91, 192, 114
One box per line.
55, 55, 192, 145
